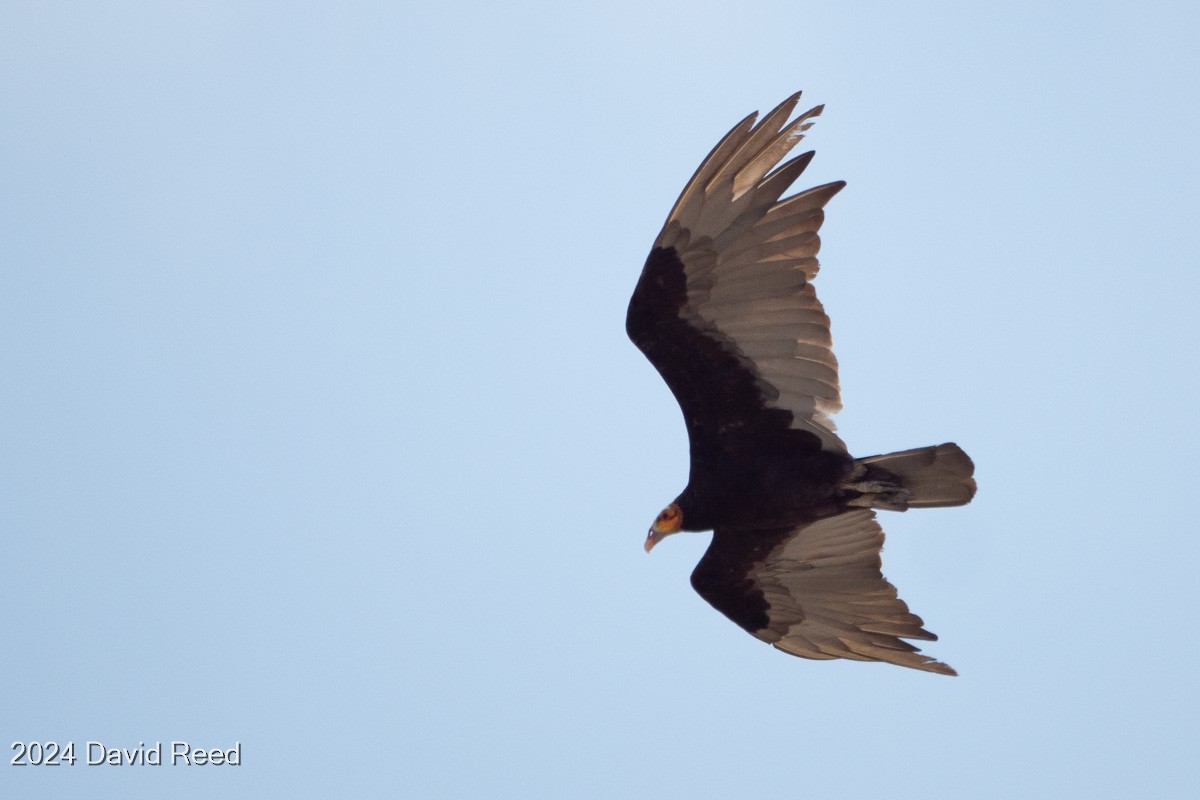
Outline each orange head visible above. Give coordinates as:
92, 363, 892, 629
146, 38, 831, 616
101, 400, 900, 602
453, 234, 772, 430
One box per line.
644, 503, 683, 552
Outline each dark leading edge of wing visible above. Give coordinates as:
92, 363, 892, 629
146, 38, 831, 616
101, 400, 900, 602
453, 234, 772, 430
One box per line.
627, 247, 799, 454
625, 93, 848, 459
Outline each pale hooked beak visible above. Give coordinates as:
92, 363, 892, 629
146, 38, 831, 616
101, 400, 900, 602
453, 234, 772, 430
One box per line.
644, 528, 664, 553
645, 503, 682, 552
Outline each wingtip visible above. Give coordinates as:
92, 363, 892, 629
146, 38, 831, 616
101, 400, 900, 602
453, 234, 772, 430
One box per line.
754, 91, 810, 133
778, 90, 805, 111
929, 661, 958, 677
915, 652, 958, 676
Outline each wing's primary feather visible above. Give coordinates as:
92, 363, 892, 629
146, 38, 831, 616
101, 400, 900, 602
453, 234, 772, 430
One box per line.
626, 94, 847, 456
690, 510, 956, 676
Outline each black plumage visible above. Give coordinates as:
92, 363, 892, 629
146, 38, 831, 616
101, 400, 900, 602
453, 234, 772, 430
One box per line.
627, 93, 976, 675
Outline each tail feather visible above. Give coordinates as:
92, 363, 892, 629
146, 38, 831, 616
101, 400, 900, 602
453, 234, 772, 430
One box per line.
857, 443, 976, 508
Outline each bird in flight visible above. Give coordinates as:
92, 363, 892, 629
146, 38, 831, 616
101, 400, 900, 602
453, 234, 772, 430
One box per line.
627, 92, 975, 675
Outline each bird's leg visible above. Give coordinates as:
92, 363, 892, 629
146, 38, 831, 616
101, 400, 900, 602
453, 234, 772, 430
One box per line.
841, 464, 912, 511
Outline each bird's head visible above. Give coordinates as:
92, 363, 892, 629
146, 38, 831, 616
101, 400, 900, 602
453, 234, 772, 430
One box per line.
644, 503, 683, 552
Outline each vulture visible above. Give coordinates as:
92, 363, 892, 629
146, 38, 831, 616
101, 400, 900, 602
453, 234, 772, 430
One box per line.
627, 92, 975, 676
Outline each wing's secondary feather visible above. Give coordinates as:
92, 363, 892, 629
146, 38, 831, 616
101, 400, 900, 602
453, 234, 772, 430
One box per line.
627, 94, 847, 455
690, 510, 956, 676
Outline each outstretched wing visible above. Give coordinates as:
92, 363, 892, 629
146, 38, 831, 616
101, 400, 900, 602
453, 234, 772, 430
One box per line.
626, 93, 847, 457
690, 510, 955, 675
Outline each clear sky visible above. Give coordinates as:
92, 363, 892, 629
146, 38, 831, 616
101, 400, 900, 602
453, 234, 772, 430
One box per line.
3, 2, 1198, 798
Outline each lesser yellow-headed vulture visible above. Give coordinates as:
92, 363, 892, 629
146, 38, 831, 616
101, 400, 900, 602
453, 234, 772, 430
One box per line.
627, 93, 976, 676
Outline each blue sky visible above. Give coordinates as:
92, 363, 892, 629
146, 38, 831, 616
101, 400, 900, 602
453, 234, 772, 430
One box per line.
3, 2, 1198, 798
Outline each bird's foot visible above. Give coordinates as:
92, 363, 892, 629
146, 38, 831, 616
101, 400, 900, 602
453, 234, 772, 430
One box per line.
842, 480, 911, 511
